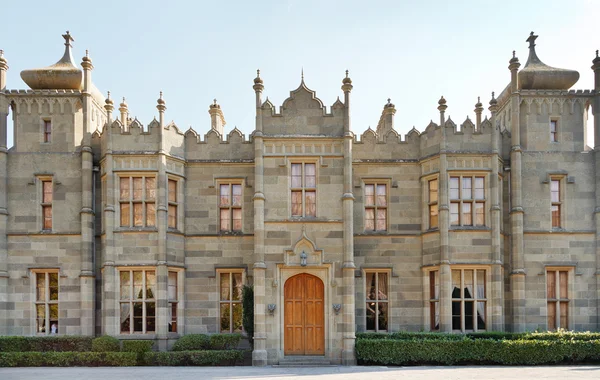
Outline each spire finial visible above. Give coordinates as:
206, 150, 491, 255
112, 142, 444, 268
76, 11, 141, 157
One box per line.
387, 98, 391, 104
0, 50, 3, 58
345, 69, 349, 78
492, 91, 495, 98
513, 50, 516, 58
301, 67, 304, 81
107, 91, 111, 99
478, 96, 480, 102
257, 69, 260, 77
160, 91, 163, 99
213, 98, 217, 105
596, 50, 599, 58
62, 31, 74, 47
85, 49, 89, 58
526, 31, 538, 49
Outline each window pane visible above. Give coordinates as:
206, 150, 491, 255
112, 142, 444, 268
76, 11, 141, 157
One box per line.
146, 177, 156, 201
232, 303, 243, 333
305, 191, 316, 217
120, 178, 130, 200
462, 177, 472, 199
146, 271, 156, 299
120, 303, 131, 333
168, 179, 177, 202
552, 205, 561, 228
120, 203, 130, 226
452, 301, 461, 330
232, 185, 242, 206
366, 272, 376, 300
232, 273, 242, 301
37, 273, 45, 301
291, 164, 302, 188
168, 272, 178, 300
364, 185, 375, 206
36, 304, 46, 333
376, 209, 386, 231
431, 301, 439, 330
232, 209, 242, 231
146, 302, 156, 332
429, 180, 438, 203
476, 270, 486, 299
462, 202, 472, 226
220, 303, 231, 333
429, 204, 438, 228
43, 206, 52, 230
169, 303, 178, 333
551, 180, 560, 202
464, 270, 473, 299
550, 120, 557, 133
450, 203, 459, 225
365, 209, 375, 231
220, 209, 230, 231
43, 181, 53, 203
449, 177, 459, 199
376, 185, 386, 206
133, 203, 143, 226
475, 202, 485, 226
168, 205, 177, 229
291, 191, 302, 216
120, 271, 130, 300
559, 271, 568, 299
452, 270, 461, 298
366, 302, 376, 331
133, 302, 143, 332
477, 301, 486, 330
146, 203, 156, 227
475, 177, 485, 200
132, 178, 143, 200
220, 273, 230, 301
377, 273, 388, 300
464, 301, 474, 330
305, 164, 316, 188
378, 302, 388, 331
220, 185, 230, 206
133, 271, 143, 299
49, 273, 58, 301
547, 301, 556, 331
547, 271, 556, 299
560, 301, 568, 328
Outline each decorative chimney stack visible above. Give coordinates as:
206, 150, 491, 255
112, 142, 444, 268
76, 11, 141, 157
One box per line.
119, 97, 128, 129
0, 50, 7, 90
438, 96, 447, 126
209, 99, 226, 135
157, 91, 166, 128
376, 98, 396, 140
104, 91, 114, 124
474, 96, 483, 130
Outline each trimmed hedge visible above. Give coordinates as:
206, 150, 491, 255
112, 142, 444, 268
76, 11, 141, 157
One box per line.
92, 336, 121, 352
356, 338, 600, 365
0, 336, 93, 352
209, 334, 242, 350
172, 334, 210, 351
142, 350, 244, 366
356, 331, 600, 342
0, 352, 137, 367
122, 340, 154, 353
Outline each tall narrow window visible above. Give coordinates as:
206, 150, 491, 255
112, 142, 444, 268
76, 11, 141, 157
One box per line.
168, 271, 178, 333
168, 179, 178, 229
42, 180, 53, 230
364, 183, 387, 231
35, 271, 58, 334
428, 179, 438, 229
119, 269, 156, 334
450, 175, 486, 227
291, 163, 316, 217
43, 120, 52, 143
451, 268, 486, 332
429, 271, 439, 331
119, 176, 156, 228
365, 271, 388, 332
550, 120, 558, 142
551, 179, 561, 228
219, 271, 243, 333
219, 184, 242, 232
547, 269, 569, 331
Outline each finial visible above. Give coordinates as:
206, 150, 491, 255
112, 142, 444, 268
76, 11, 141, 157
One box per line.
62, 30, 74, 47
301, 67, 304, 81
596, 50, 599, 58
160, 91, 163, 99
526, 31, 538, 49
513, 50, 516, 58
257, 69, 260, 78
105, 91, 113, 106
213, 98, 217, 105
0, 50, 3, 58
85, 49, 89, 58
345, 70, 349, 78
492, 91, 495, 98
253, 68, 263, 86
478, 96, 480, 102
107, 91, 111, 99
387, 98, 391, 104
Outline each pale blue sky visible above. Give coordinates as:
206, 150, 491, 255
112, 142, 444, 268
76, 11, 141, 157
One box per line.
2, 0, 599, 147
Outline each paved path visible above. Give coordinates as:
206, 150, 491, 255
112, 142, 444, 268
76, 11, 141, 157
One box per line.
1, 366, 600, 380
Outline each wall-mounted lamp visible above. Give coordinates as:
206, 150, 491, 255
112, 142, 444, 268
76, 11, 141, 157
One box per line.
300, 250, 307, 267
267, 304, 276, 315
332, 304, 342, 315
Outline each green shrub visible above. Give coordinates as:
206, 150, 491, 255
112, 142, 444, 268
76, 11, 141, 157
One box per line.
91, 336, 120, 352
122, 340, 154, 353
356, 331, 600, 342
0, 352, 137, 367
209, 334, 242, 350
171, 334, 210, 351
242, 285, 254, 346
0, 336, 93, 352
143, 350, 244, 366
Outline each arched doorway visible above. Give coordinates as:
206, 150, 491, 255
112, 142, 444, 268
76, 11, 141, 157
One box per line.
284, 273, 325, 355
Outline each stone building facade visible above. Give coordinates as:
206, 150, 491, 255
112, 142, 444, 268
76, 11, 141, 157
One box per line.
0, 31, 599, 365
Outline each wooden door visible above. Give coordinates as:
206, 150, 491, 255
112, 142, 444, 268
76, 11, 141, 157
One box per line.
284, 273, 324, 355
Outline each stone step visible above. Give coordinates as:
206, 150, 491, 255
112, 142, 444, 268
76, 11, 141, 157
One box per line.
275, 356, 333, 367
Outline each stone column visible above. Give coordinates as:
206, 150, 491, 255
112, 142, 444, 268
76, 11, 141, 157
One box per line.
437, 96, 452, 332
376, 99, 396, 140
209, 99, 225, 135
591, 51, 600, 331
508, 52, 525, 332
119, 98, 128, 131
80, 51, 95, 336
252, 71, 268, 366
341, 71, 356, 365
0, 50, 8, 335
489, 93, 504, 331
475, 97, 483, 131
156, 93, 169, 350
102, 93, 118, 336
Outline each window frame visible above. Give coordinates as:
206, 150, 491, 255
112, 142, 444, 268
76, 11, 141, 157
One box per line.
428, 270, 440, 331
217, 268, 245, 334
451, 267, 488, 332
449, 174, 487, 228
290, 161, 317, 218
32, 269, 59, 335
546, 267, 571, 331
118, 268, 157, 335
168, 177, 179, 230
42, 119, 52, 143
168, 269, 184, 334
550, 118, 558, 143
218, 181, 244, 232
550, 177, 564, 229
118, 175, 157, 228
364, 269, 390, 332
363, 181, 389, 232
39, 176, 53, 231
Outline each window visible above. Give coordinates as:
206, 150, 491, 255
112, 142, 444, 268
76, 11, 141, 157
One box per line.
168, 271, 179, 333
168, 179, 178, 229
450, 176, 485, 227
550, 120, 558, 142
119, 176, 156, 227
364, 183, 387, 231
119, 269, 156, 334
365, 271, 388, 331
219, 184, 242, 232
547, 269, 569, 331
291, 163, 316, 217
428, 179, 438, 229
452, 268, 486, 331
41, 179, 53, 230
219, 270, 243, 333
43, 120, 51, 143
429, 271, 439, 331
551, 179, 561, 228
35, 271, 58, 334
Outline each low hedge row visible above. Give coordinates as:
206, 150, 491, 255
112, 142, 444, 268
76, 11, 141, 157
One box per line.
355, 331, 600, 342
356, 338, 600, 365
0, 336, 93, 352
172, 333, 242, 351
0, 350, 244, 367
